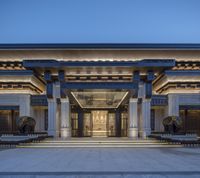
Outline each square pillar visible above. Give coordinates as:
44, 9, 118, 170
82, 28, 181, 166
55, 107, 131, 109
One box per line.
128, 98, 138, 138
19, 95, 31, 117
168, 94, 179, 117
48, 98, 59, 137
139, 99, 151, 138
60, 98, 71, 138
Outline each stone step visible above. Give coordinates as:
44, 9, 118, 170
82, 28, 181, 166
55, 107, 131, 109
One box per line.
17, 144, 182, 148
16, 138, 183, 148
42, 140, 160, 144
26, 142, 169, 145
17, 138, 182, 148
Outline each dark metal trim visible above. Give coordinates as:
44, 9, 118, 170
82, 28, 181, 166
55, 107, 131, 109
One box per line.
0, 70, 33, 76
179, 105, 200, 110
132, 71, 140, 98
165, 70, 200, 75
31, 95, 48, 106
1, 43, 200, 50
151, 95, 168, 106
0, 106, 19, 110
115, 110, 121, 137
23, 59, 175, 68
145, 71, 154, 99
63, 82, 136, 90
46, 82, 53, 98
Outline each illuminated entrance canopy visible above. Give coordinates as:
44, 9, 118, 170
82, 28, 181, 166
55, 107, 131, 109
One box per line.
71, 90, 128, 109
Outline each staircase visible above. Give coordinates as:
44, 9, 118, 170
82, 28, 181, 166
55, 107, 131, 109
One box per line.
17, 137, 183, 148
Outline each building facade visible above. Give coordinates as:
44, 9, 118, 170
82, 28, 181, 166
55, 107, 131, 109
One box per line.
0, 44, 200, 138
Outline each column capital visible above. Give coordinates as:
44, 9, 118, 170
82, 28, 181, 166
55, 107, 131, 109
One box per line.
60, 97, 69, 103
47, 98, 56, 103
130, 98, 138, 103
142, 98, 151, 102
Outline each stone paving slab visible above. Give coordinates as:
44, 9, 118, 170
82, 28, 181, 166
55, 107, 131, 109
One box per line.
1, 172, 200, 178
0, 147, 200, 177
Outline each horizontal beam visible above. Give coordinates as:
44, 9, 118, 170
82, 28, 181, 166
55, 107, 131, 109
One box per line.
0, 106, 19, 110
62, 82, 136, 90
30, 94, 169, 106
165, 70, 200, 76
0, 70, 33, 76
151, 95, 168, 106
180, 105, 200, 110
23, 59, 175, 68
31, 95, 48, 106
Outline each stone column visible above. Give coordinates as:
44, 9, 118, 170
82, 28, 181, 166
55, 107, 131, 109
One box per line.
60, 98, 71, 138
47, 98, 58, 137
19, 94, 31, 117
140, 99, 151, 138
168, 94, 179, 116
128, 98, 138, 138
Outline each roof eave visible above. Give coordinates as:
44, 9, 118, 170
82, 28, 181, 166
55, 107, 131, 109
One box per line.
0, 43, 200, 50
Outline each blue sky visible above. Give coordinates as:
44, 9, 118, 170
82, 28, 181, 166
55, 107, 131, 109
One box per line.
0, 0, 200, 43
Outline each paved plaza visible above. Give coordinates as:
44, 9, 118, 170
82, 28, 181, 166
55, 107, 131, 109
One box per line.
0, 147, 200, 177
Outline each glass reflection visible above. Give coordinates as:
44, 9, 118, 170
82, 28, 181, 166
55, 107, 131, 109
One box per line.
71, 90, 128, 108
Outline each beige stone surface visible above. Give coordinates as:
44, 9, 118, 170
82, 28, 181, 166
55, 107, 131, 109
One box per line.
0, 50, 200, 61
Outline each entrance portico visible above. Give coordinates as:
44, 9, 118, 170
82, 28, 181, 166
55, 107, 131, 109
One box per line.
22, 59, 175, 138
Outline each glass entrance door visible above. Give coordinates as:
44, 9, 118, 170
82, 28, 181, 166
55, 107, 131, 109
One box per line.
92, 110, 108, 137
78, 110, 127, 137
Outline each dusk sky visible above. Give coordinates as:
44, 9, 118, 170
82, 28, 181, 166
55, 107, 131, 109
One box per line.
0, 0, 200, 43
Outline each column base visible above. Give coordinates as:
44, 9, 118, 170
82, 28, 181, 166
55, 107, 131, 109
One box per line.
48, 129, 57, 137
61, 128, 71, 138
128, 128, 138, 138
139, 129, 151, 138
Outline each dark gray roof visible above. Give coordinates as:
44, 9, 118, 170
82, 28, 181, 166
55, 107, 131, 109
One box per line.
0, 43, 200, 50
